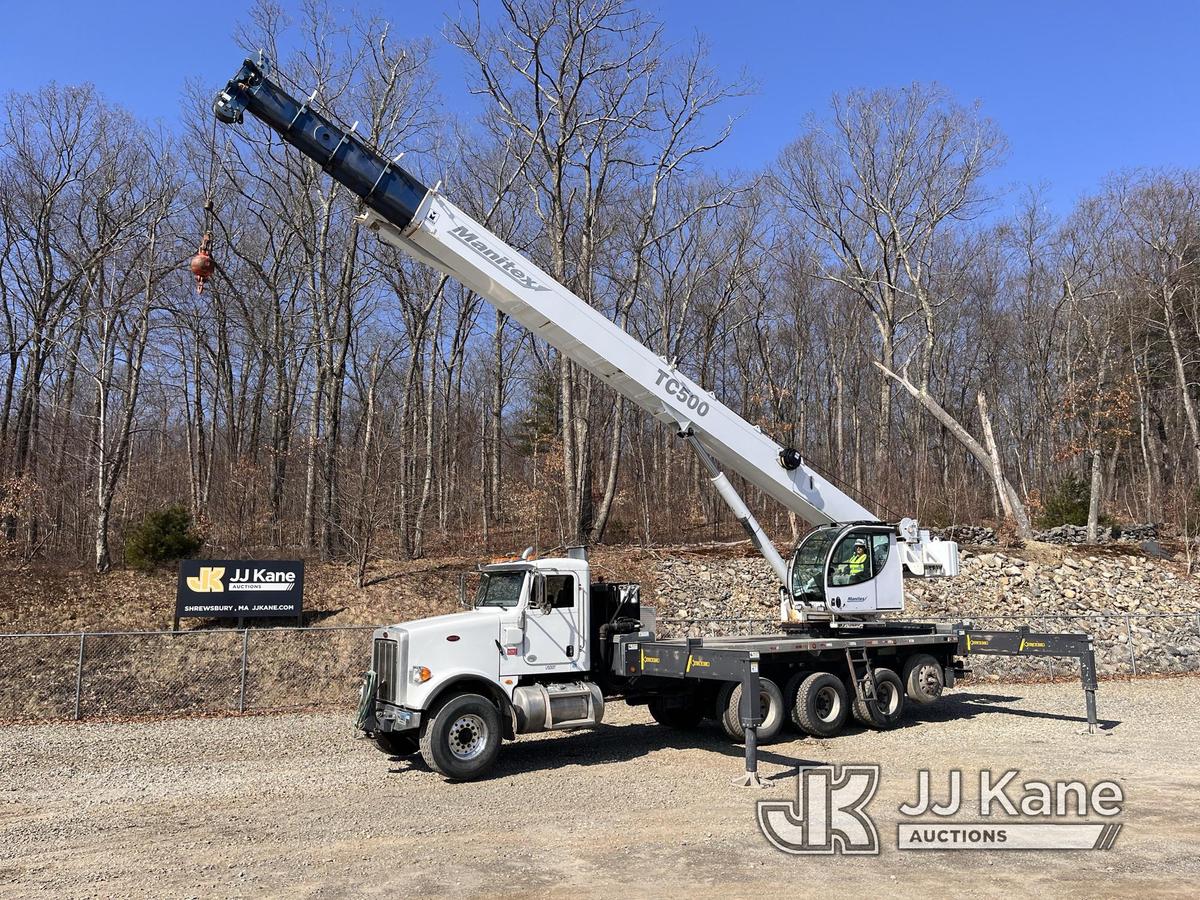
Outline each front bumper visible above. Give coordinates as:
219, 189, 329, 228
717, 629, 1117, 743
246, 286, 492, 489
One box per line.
355, 670, 422, 734
374, 703, 421, 734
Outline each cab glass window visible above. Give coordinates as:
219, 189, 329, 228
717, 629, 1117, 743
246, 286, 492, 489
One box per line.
545, 575, 575, 608
828, 534, 873, 586
791, 528, 837, 603
871, 534, 891, 573
476, 571, 526, 608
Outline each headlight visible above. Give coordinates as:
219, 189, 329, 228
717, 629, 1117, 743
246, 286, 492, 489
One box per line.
410, 665, 431, 684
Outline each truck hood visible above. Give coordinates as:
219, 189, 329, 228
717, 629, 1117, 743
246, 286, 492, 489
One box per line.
394, 607, 509, 640
389, 607, 512, 708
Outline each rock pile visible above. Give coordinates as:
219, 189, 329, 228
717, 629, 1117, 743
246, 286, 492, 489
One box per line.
1115, 523, 1160, 541
933, 522, 1160, 546
933, 525, 998, 545
1031, 524, 1164, 544
653, 557, 778, 629
903, 550, 1196, 617
1037, 522, 1161, 544
649, 549, 1200, 677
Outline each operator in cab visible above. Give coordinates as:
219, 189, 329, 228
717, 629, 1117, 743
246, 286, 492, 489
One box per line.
837, 538, 869, 583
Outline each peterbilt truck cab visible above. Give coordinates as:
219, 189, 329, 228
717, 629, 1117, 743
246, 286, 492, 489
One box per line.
356, 551, 646, 779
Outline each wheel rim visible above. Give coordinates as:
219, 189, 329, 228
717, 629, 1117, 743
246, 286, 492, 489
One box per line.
814, 685, 841, 722
917, 664, 942, 698
447, 713, 489, 761
759, 692, 772, 718
878, 682, 898, 714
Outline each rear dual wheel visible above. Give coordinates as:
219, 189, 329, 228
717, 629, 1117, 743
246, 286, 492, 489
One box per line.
791, 672, 850, 738
648, 695, 704, 729
715, 678, 785, 742
851, 667, 906, 729
902, 653, 945, 704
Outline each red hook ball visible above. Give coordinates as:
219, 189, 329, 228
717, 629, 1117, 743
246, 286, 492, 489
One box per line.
189, 251, 215, 279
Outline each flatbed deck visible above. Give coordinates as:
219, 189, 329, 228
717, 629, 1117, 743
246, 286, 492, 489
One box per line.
618, 622, 960, 681
612, 621, 1100, 787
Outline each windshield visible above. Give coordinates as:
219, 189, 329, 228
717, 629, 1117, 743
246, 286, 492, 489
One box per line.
476, 571, 527, 608
791, 528, 837, 604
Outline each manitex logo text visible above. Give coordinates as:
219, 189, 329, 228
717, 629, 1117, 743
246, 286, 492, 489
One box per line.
448, 225, 549, 292
758, 766, 1124, 854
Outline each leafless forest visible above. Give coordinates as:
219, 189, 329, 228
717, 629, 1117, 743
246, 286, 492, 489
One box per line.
2, 0, 1198, 576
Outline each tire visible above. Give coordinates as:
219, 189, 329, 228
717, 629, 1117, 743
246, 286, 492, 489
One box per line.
851, 667, 905, 730
418, 693, 503, 781
793, 672, 850, 738
716, 677, 785, 743
373, 732, 419, 756
647, 696, 704, 729
783, 670, 811, 731
902, 653, 945, 704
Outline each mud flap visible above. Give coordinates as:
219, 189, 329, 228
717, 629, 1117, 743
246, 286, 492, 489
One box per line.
355, 670, 379, 732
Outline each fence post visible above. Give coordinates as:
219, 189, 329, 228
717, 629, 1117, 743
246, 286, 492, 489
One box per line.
1124, 613, 1137, 679
239, 629, 249, 713
74, 632, 85, 721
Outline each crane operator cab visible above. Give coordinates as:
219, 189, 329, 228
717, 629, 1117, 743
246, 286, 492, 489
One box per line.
786, 523, 906, 620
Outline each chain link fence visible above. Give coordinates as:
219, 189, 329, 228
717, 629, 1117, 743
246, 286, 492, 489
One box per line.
2, 613, 1198, 723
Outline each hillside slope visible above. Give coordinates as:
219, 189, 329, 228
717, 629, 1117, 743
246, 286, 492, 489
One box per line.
3, 543, 1197, 678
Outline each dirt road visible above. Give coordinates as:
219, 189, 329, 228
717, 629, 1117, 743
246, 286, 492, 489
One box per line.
3, 678, 1198, 898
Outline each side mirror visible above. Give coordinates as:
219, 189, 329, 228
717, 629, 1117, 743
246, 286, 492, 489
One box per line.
532, 573, 550, 614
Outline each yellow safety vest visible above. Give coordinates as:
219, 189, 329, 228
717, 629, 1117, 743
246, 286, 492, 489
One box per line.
848, 551, 867, 576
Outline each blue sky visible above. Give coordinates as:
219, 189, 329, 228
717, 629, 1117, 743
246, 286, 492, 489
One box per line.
2, 1, 1196, 214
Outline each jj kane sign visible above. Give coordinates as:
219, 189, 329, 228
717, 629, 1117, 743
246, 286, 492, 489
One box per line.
175, 559, 304, 626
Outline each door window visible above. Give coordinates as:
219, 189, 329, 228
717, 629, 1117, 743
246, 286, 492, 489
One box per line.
871, 534, 891, 574
828, 534, 874, 586
545, 574, 575, 608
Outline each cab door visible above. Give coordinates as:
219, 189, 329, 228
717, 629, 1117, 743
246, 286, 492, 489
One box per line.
825, 529, 883, 613
521, 571, 583, 672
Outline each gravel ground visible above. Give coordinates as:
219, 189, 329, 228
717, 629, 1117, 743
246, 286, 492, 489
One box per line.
3, 677, 1199, 898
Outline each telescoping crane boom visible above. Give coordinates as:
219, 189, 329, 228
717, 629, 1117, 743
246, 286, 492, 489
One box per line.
213, 58, 959, 622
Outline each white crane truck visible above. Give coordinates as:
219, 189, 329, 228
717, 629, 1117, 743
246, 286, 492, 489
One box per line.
214, 58, 1101, 783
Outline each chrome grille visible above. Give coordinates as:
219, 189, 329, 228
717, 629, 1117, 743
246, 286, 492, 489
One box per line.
373, 638, 399, 703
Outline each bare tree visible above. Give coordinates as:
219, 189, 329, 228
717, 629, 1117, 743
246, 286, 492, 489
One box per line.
451, 0, 664, 542
775, 84, 1006, 508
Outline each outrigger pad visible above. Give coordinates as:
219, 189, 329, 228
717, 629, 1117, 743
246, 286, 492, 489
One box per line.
733, 771, 768, 789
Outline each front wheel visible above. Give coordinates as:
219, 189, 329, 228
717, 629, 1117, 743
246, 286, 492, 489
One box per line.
419, 693, 503, 781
